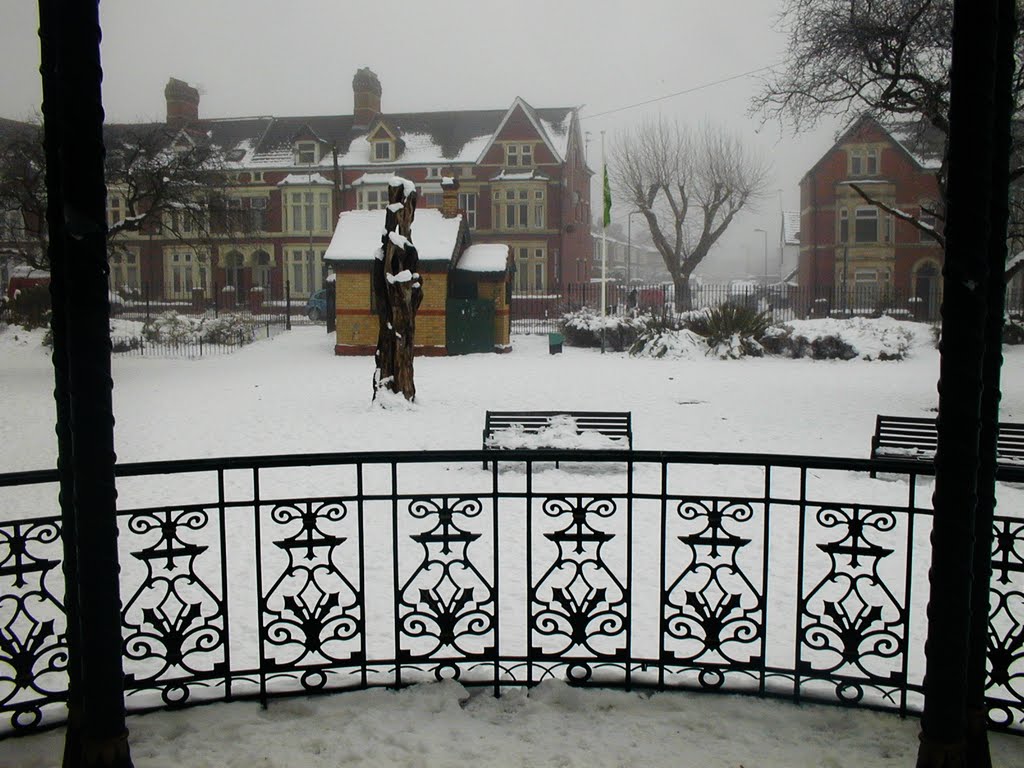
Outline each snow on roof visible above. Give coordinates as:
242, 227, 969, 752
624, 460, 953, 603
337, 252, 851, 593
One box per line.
277, 172, 333, 186
8, 265, 49, 279
888, 123, 944, 170
782, 211, 800, 245
456, 244, 509, 273
490, 170, 551, 182
539, 117, 570, 162
351, 172, 396, 187
325, 208, 462, 263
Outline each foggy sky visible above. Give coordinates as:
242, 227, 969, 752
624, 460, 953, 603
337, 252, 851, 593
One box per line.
1, 0, 843, 278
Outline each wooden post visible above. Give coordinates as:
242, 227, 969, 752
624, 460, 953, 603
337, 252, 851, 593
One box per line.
372, 177, 422, 401
916, 1, 1000, 766
40, 1, 134, 765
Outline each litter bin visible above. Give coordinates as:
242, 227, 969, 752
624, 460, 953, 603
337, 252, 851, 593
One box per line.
548, 332, 564, 355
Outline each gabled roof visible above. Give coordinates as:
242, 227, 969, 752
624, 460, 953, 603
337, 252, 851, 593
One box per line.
473, 97, 571, 164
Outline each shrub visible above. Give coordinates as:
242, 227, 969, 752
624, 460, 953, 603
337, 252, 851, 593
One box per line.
561, 308, 645, 351
760, 326, 812, 358
200, 313, 259, 346
683, 303, 772, 349
1004, 315, 1024, 344
810, 335, 858, 360
6, 285, 51, 329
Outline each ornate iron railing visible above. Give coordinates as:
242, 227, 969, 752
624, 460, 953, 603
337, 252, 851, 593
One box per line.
0, 450, 1021, 737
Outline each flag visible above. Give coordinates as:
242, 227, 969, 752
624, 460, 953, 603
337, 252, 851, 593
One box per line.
602, 165, 612, 228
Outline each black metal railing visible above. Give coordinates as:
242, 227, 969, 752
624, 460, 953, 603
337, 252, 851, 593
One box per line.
0, 449, 1021, 736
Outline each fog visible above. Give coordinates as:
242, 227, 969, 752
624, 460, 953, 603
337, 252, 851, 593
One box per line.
1, 0, 843, 279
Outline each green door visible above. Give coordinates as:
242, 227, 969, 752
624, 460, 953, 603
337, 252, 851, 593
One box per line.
446, 298, 495, 354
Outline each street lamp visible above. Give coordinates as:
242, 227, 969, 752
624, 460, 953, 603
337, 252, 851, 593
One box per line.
754, 228, 768, 286
627, 210, 643, 285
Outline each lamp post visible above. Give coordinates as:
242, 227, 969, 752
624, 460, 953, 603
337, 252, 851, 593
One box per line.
627, 209, 642, 285
754, 227, 768, 286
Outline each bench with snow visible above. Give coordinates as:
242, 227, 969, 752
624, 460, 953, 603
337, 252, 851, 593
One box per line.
869, 414, 1024, 476
482, 411, 632, 468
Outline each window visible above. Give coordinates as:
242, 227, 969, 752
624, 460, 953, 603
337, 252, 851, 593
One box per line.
252, 250, 272, 289
866, 149, 878, 175
854, 207, 878, 243
167, 251, 208, 298
285, 247, 323, 297
227, 197, 243, 231
250, 197, 267, 231
458, 192, 477, 229
357, 187, 387, 210
224, 250, 245, 290
423, 192, 443, 208
919, 211, 938, 242
426, 167, 443, 179
108, 195, 122, 227
850, 152, 862, 176
513, 246, 546, 291
109, 250, 139, 294
505, 143, 534, 167
319, 192, 331, 231
373, 141, 392, 161
496, 186, 545, 230
839, 208, 849, 243
296, 142, 317, 165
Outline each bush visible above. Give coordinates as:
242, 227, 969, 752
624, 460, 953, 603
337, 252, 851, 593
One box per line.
1004, 315, 1024, 344
141, 310, 260, 346
810, 335, 858, 360
683, 303, 772, 352
561, 308, 646, 351
6, 285, 51, 329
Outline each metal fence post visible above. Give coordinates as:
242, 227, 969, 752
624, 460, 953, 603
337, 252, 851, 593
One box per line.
286, 280, 291, 331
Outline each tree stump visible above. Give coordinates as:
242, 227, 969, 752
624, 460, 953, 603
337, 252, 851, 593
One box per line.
373, 177, 423, 401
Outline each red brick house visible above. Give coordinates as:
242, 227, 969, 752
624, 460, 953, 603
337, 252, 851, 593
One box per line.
799, 115, 943, 317
0, 70, 592, 305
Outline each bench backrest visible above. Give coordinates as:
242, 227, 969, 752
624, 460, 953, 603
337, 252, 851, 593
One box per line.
873, 415, 1024, 460
484, 411, 632, 441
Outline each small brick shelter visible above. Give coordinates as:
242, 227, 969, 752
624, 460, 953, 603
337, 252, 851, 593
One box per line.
325, 205, 511, 356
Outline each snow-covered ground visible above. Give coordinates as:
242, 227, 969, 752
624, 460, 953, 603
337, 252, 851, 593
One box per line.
1, 320, 1023, 767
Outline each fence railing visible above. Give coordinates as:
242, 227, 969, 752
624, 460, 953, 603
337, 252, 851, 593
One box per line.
509, 282, 1024, 335
0, 449, 1021, 737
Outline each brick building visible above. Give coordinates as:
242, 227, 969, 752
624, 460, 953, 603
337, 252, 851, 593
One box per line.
799, 115, 943, 316
0, 70, 591, 307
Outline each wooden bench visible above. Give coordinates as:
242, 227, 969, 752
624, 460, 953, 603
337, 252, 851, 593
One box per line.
870, 414, 1024, 474
482, 411, 632, 468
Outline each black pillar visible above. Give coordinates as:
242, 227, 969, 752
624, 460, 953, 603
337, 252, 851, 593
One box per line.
966, 2, 1017, 764
916, 2, 1000, 766
37, 1, 134, 766
38, 1, 84, 765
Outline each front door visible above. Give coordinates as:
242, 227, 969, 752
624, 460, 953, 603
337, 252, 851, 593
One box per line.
446, 299, 495, 355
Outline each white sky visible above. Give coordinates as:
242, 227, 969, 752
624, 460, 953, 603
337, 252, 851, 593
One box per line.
0, 0, 845, 278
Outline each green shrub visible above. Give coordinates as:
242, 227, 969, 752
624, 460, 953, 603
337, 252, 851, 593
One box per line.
561, 308, 645, 351
1004, 316, 1024, 344
683, 303, 772, 349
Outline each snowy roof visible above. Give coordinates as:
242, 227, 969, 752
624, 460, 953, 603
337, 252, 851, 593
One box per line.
782, 211, 800, 245
888, 122, 944, 170
277, 173, 333, 186
325, 209, 463, 263
351, 173, 396, 187
490, 170, 551, 182
455, 244, 509, 273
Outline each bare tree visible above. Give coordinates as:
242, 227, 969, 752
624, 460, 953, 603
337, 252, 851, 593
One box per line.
0, 121, 47, 272
610, 119, 770, 308
753, 0, 1024, 246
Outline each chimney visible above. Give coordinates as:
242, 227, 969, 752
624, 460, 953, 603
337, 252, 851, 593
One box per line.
440, 175, 460, 219
165, 78, 200, 127
352, 67, 382, 129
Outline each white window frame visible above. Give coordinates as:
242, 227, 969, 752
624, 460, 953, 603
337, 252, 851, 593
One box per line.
109, 248, 140, 294
854, 206, 879, 243
373, 141, 393, 162
357, 186, 388, 211
284, 247, 324, 298
513, 245, 546, 292
296, 142, 318, 165
458, 192, 477, 229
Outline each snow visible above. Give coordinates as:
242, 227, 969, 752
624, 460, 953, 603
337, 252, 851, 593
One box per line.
490, 169, 550, 182
385, 269, 413, 284
777, 316, 923, 361
2, 322, 1024, 766
350, 172, 396, 187
389, 175, 417, 198
325, 209, 461, 263
485, 414, 628, 449
276, 172, 333, 186
455, 243, 509, 273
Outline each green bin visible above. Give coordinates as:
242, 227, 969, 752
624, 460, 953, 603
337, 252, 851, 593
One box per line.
548, 332, 564, 355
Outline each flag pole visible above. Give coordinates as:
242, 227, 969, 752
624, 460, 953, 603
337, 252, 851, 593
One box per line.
600, 131, 607, 319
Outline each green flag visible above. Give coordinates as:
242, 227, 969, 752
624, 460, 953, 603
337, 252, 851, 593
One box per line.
602, 165, 612, 227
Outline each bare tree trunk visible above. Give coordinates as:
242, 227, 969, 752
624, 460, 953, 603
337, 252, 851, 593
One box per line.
373, 179, 422, 401
672, 273, 693, 312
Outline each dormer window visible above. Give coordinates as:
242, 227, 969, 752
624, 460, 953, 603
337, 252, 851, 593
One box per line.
849, 148, 879, 176
296, 142, 318, 165
373, 141, 393, 162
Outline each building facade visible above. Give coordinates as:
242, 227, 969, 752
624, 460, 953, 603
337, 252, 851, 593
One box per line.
799, 116, 943, 313
0, 71, 591, 306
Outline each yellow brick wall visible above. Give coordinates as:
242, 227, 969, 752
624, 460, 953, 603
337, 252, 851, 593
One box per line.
417, 269, 447, 348
334, 270, 377, 348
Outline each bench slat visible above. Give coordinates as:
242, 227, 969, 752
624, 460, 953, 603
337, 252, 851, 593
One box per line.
871, 414, 1024, 469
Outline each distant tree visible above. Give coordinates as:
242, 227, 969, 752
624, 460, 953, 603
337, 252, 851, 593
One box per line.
372, 178, 423, 401
0, 120, 243, 281
752, 0, 1024, 254
610, 119, 770, 308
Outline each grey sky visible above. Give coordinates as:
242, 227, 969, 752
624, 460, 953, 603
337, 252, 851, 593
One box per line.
2, 0, 842, 278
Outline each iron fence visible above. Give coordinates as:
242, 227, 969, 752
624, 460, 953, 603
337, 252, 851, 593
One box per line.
0, 449, 1021, 737
109, 322, 285, 358
509, 282, 1024, 335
